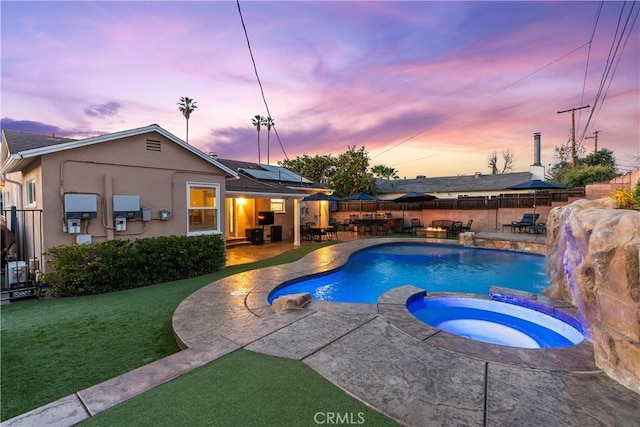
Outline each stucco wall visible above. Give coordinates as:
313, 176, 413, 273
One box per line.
39, 132, 228, 251
331, 206, 563, 233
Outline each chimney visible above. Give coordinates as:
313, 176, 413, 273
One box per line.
533, 132, 542, 166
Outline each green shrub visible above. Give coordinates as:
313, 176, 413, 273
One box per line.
43, 234, 226, 297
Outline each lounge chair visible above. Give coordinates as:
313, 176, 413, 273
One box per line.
502, 213, 539, 233
527, 223, 547, 235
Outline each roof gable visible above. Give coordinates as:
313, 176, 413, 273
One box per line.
1, 124, 238, 178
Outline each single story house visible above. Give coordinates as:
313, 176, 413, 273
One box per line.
1, 125, 336, 280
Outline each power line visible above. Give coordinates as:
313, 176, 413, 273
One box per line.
578, 1, 640, 142
576, 1, 604, 136
371, 41, 589, 162
236, 1, 289, 161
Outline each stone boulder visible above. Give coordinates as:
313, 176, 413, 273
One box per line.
272, 292, 312, 313
545, 198, 640, 394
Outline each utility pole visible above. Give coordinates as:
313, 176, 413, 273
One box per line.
585, 130, 601, 153
557, 105, 590, 167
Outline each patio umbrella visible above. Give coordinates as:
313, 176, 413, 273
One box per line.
342, 193, 379, 201
505, 179, 568, 213
342, 193, 379, 216
393, 192, 438, 203
393, 192, 438, 224
505, 179, 568, 191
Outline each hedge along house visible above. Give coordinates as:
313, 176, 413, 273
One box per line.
214, 158, 332, 246
0, 124, 238, 277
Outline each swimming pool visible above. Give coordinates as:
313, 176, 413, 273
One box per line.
268, 243, 549, 304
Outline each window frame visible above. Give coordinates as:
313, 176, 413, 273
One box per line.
186, 181, 221, 236
269, 198, 286, 213
25, 179, 37, 207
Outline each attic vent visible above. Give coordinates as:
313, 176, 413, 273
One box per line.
146, 139, 162, 152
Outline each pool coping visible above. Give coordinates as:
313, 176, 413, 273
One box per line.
170, 237, 597, 372
376, 285, 596, 372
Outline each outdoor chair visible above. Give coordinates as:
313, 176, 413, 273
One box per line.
339, 219, 351, 231
527, 223, 547, 235
502, 213, 539, 233
300, 224, 313, 241
411, 218, 424, 234
325, 225, 339, 240
447, 221, 464, 239
461, 219, 473, 233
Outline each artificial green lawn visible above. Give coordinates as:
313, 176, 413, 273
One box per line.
83, 350, 397, 427
3, 241, 383, 422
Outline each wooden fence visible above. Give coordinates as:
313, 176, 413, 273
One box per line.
337, 189, 585, 212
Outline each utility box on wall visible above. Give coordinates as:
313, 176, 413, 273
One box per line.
113, 195, 141, 218
64, 194, 98, 219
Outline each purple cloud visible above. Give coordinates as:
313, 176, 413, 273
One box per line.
83, 101, 122, 119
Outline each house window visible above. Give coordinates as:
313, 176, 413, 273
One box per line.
187, 182, 220, 235
25, 180, 36, 206
270, 198, 285, 213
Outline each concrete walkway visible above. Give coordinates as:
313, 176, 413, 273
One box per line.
4, 237, 639, 426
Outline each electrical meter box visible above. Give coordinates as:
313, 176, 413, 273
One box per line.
64, 194, 98, 219
113, 195, 141, 218
67, 219, 81, 234
5, 261, 28, 287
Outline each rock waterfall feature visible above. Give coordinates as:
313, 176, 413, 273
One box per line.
545, 198, 640, 394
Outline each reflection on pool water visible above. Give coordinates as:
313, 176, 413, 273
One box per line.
408, 296, 585, 348
268, 243, 549, 304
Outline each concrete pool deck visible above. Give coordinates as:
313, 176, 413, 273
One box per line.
4, 236, 639, 426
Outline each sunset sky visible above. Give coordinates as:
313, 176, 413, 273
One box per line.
1, 1, 638, 178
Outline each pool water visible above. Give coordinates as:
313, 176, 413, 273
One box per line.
408, 296, 585, 348
268, 243, 549, 304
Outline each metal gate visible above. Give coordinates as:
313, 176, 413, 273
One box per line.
1, 208, 44, 301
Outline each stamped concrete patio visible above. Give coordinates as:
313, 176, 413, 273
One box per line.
4, 235, 639, 426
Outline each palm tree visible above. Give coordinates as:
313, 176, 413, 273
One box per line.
371, 165, 399, 179
262, 116, 275, 165
251, 114, 264, 163
177, 97, 197, 144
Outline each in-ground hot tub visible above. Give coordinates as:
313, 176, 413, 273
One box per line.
407, 294, 585, 349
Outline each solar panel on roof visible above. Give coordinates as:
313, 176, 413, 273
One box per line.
239, 165, 313, 183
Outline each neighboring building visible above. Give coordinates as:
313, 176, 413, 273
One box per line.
376, 132, 548, 200
1, 124, 238, 271
375, 171, 535, 200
